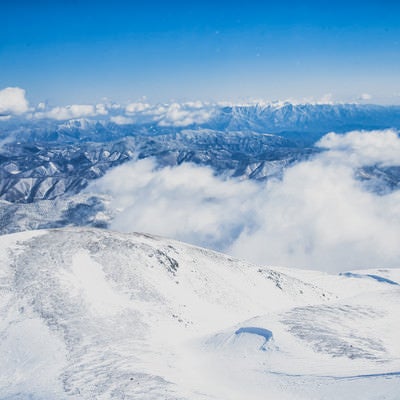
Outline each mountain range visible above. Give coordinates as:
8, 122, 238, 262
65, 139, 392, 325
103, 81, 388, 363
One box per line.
1, 103, 400, 235
1, 103, 400, 399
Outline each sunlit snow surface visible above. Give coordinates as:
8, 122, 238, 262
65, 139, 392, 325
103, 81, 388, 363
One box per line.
0, 228, 399, 399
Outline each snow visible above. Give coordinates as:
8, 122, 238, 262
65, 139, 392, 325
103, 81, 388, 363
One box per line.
0, 227, 399, 399
0, 318, 68, 399
61, 251, 132, 315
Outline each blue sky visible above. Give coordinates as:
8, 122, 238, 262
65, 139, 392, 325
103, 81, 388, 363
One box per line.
1, 0, 400, 105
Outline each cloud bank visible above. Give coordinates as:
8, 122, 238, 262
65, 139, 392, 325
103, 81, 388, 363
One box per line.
0, 85, 218, 126
89, 159, 259, 249
0, 86, 396, 127
124, 101, 216, 126
88, 129, 400, 272
34, 103, 108, 120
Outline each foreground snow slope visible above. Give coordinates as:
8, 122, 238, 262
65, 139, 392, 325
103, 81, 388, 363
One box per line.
0, 228, 399, 399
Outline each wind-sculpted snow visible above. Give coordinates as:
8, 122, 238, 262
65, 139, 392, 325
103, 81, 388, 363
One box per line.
0, 228, 399, 399
282, 304, 387, 360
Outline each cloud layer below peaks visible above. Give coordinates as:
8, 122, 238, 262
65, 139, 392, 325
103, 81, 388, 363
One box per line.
88, 129, 400, 272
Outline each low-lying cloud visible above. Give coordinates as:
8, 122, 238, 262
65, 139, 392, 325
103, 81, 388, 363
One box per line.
34, 103, 108, 120
89, 159, 260, 249
0, 84, 216, 126
0, 86, 217, 126
156, 102, 216, 127
124, 101, 216, 127
1, 98, 215, 128
88, 129, 400, 272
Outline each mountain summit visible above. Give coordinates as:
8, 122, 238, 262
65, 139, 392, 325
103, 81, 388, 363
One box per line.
1, 228, 399, 399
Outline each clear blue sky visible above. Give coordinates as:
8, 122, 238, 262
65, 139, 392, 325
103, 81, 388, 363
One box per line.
1, 0, 400, 105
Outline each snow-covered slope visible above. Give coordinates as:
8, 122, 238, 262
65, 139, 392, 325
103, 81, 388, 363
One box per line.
0, 228, 399, 399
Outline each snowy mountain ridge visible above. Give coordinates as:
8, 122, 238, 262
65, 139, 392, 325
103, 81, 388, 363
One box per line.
1, 227, 399, 399
2, 103, 400, 143
1, 103, 399, 238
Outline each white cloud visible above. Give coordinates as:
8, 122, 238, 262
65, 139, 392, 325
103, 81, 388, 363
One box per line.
34, 104, 108, 120
229, 156, 400, 271
21, 96, 215, 125
317, 129, 400, 167
95, 103, 108, 115
88, 159, 259, 249
122, 102, 215, 127
157, 102, 215, 127
110, 115, 134, 125
0, 87, 29, 115
318, 93, 334, 104
358, 93, 373, 101
88, 129, 400, 272
110, 103, 122, 110
126, 102, 151, 113
183, 100, 207, 108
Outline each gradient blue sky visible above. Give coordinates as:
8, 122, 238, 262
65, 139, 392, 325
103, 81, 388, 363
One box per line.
1, 0, 400, 105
